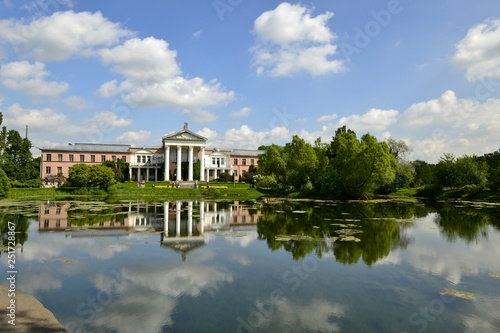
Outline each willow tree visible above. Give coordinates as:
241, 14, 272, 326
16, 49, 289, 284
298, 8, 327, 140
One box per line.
326, 126, 397, 199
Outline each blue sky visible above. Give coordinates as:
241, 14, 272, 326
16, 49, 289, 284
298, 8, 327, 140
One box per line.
0, 0, 499, 162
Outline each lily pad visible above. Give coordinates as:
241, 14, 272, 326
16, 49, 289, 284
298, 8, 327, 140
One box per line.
275, 235, 314, 241
440, 289, 475, 300
491, 274, 500, 279
292, 210, 307, 214
335, 228, 363, 236
339, 236, 361, 242
42, 257, 74, 263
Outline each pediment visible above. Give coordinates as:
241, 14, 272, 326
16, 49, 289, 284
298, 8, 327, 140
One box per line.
134, 149, 154, 154
163, 130, 207, 142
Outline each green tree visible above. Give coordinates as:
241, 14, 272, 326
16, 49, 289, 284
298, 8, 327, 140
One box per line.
257, 144, 287, 190
89, 165, 116, 188
0, 168, 10, 197
1, 129, 38, 183
436, 154, 488, 189
327, 126, 397, 199
67, 164, 91, 188
411, 160, 435, 187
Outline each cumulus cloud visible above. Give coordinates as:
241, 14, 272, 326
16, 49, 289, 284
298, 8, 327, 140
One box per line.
337, 108, 399, 132
96, 37, 234, 119
452, 18, 500, 81
316, 113, 337, 122
398, 90, 500, 161
116, 130, 152, 144
207, 125, 290, 149
0, 10, 132, 61
0, 61, 68, 97
64, 96, 92, 110
230, 107, 252, 119
251, 2, 345, 77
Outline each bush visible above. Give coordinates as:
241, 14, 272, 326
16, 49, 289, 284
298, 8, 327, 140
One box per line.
205, 188, 220, 198
11, 179, 43, 188
257, 175, 278, 189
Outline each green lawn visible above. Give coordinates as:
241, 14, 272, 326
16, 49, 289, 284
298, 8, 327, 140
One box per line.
6, 181, 265, 202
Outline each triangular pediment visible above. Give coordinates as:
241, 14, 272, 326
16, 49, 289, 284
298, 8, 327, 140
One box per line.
163, 129, 207, 142
134, 149, 154, 154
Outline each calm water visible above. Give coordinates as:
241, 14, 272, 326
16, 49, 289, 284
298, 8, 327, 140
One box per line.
1, 199, 500, 333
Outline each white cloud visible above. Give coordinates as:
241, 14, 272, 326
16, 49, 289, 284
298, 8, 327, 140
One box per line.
207, 125, 290, 149
0, 11, 132, 61
196, 127, 218, 141
116, 130, 152, 144
96, 37, 234, 120
337, 108, 399, 132
64, 96, 92, 110
452, 18, 500, 81
230, 107, 251, 119
0, 61, 68, 97
193, 29, 203, 38
316, 113, 337, 122
251, 2, 345, 77
398, 90, 500, 161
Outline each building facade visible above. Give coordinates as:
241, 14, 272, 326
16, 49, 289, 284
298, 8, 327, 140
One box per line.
39, 123, 264, 184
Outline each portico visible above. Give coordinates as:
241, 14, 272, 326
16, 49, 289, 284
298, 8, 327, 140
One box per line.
163, 123, 207, 181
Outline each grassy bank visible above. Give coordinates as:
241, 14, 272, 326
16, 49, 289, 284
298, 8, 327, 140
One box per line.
388, 186, 500, 202
6, 181, 264, 202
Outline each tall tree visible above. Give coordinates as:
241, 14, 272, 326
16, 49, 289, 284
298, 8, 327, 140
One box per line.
2, 129, 38, 182
327, 126, 397, 199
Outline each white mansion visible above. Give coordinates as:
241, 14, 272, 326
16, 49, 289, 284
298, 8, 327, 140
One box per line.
39, 123, 264, 183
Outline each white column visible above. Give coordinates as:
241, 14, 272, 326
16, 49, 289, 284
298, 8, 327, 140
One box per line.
188, 201, 193, 236
188, 146, 194, 181
165, 145, 170, 181
176, 146, 182, 181
163, 201, 169, 236
175, 201, 181, 237
154, 168, 157, 182
146, 168, 150, 182
200, 148, 205, 181
200, 201, 205, 235
129, 168, 132, 181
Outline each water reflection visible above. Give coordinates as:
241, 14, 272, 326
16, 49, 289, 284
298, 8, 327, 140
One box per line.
0, 200, 499, 332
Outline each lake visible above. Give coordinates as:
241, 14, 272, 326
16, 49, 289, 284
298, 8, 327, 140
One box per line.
1, 199, 500, 333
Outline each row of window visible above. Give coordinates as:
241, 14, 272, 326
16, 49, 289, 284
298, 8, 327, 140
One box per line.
43, 219, 125, 228
233, 158, 254, 166
45, 153, 126, 163
45, 166, 63, 174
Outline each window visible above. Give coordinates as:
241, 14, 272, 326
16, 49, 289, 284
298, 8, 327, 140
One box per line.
112, 155, 117, 162
221, 158, 225, 165
46, 166, 51, 174
56, 220, 60, 228
101, 155, 106, 162
142, 156, 146, 163
146, 156, 151, 164
122, 156, 127, 162
91, 155, 95, 162
234, 158, 238, 165
251, 159, 255, 165
57, 167, 62, 174
234, 170, 238, 176
44, 208, 50, 214
44, 220, 49, 227
212, 157, 215, 165
56, 207, 61, 215
80, 155, 84, 162
242, 159, 247, 166
46, 154, 52, 161
69, 154, 74, 162
58, 154, 63, 161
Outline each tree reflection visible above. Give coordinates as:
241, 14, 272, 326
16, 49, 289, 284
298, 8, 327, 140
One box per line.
0, 214, 29, 255
257, 201, 423, 265
433, 203, 491, 244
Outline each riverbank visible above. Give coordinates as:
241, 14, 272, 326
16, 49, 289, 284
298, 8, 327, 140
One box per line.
0, 285, 67, 332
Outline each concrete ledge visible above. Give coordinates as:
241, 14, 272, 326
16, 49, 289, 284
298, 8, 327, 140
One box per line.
0, 285, 67, 333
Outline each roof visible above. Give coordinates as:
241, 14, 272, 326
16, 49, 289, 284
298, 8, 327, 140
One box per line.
231, 149, 265, 157
42, 143, 131, 153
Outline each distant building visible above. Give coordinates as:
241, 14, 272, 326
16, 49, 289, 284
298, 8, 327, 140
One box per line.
39, 123, 264, 184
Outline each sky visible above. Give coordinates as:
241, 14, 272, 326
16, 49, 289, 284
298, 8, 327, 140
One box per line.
0, 0, 499, 162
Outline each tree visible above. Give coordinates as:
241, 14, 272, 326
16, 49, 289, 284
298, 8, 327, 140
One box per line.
411, 160, 435, 187
67, 164, 116, 189
0, 168, 10, 197
1, 129, 38, 183
327, 126, 397, 199
258, 136, 317, 193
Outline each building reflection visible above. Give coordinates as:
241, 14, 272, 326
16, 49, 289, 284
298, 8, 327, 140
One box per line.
38, 200, 261, 259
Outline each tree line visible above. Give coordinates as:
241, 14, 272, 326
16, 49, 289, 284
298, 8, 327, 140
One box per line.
255, 126, 500, 199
